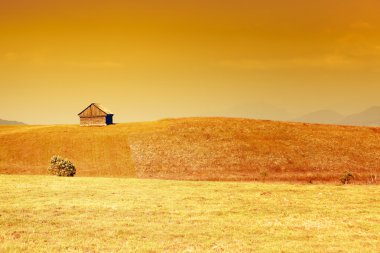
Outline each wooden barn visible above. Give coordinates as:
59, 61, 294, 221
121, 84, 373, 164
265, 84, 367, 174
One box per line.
78, 103, 114, 126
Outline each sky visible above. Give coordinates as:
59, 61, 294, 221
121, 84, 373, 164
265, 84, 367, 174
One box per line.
1, 0, 380, 124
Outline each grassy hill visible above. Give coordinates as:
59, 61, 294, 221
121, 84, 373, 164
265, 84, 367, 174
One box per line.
1, 117, 380, 183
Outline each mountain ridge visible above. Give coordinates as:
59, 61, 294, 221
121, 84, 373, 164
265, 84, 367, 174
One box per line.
339, 106, 380, 126
0, 118, 25, 125
295, 106, 380, 126
293, 110, 344, 124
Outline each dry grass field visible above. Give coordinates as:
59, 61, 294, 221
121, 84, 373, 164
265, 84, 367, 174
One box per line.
1, 117, 380, 183
0, 175, 379, 252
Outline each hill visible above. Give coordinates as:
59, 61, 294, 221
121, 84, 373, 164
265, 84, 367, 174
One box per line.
294, 110, 344, 124
0, 118, 25, 125
1, 118, 380, 183
339, 106, 380, 126
295, 106, 380, 126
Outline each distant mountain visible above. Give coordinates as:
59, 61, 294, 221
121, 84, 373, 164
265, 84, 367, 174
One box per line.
294, 107, 380, 126
294, 110, 344, 124
223, 102, 295, 121
339, 106, 380, 126
0, 118, 25, 125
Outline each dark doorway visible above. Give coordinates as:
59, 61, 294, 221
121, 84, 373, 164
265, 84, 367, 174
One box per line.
106, 115, 113, 125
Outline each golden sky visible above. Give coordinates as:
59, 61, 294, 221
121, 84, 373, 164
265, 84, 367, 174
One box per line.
1, 0, 380, 124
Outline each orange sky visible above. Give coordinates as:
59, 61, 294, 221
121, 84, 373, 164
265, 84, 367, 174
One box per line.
1, 0, 380, 124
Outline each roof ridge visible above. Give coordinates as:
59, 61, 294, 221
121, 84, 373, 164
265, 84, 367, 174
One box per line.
93, 103, 113, 115
78, 103, 113, 115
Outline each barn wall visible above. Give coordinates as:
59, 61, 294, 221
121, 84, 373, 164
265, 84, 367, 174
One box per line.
80, 116, 106, 126
79, 104, 107, 117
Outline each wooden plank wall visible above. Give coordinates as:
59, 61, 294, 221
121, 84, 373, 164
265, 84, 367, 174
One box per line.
80, 117, 106, 126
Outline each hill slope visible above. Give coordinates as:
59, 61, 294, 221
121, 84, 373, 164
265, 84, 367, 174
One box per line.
0, 118, 25, 125
1, 118, 380, 183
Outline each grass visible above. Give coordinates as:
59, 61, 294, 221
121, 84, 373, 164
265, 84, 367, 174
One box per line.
0, 123, 141, 177
1, 175, 379, 252
1, 117, 380, 182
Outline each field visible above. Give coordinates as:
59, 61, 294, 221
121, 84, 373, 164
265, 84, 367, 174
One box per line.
1, 117, 380, 183
0, 175, 379, 252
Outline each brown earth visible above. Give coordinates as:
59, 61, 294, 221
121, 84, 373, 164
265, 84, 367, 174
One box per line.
1, 117, 380, 183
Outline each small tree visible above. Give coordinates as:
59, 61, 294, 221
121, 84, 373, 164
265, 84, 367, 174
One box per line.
48, 155, 76, 177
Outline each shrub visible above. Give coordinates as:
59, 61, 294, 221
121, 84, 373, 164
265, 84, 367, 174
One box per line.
48, 155, 76, 177
340, 171, 354, 184
259, 169, 268, 182
368, 174, 378, 184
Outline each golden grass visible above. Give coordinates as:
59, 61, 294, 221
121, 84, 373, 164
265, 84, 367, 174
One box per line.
0, 123, 144, 177
0, 175, 379, 252
1, 117, 380, 183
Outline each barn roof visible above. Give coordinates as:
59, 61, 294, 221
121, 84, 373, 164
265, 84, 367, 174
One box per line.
93, 103, 113, 115
78, 103, 113, 116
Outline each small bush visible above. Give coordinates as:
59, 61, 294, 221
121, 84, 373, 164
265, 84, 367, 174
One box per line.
340, 171, 354, 184
368, 174, 378, 184
48, 155, 76, 177
259, 169, 268, 182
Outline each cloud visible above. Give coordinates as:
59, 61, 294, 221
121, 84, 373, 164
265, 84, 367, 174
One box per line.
1, 51, 123, 69
68, 61, 123, 68
218, 54, 355, 70
350, 21, 372, 30
219, 20, 380, 72
4, 52, 18, 61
